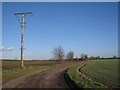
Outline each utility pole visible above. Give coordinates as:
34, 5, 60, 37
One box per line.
15, 12, 32, 68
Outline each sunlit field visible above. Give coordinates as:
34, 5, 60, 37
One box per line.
67, 59, 119, 88
81, 59, 119, 88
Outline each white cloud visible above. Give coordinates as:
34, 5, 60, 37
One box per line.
0, 46, 14, 51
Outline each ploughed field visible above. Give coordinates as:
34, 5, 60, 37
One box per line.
2, 60, 56, 70
81, 59, 119, 88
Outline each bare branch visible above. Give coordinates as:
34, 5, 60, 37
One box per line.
66, 51, 74, 61
52, 46, 65, 62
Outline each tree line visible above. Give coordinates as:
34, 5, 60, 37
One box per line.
52, 46, 88, 62
52, 46, 118, 62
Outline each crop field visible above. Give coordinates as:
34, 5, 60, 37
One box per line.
81, 59, 119, 88
67, 61, 104, 88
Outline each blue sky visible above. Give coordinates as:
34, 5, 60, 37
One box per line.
2, 2, 118, 60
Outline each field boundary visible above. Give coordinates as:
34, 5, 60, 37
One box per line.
64, 68, 79, 89
80, 59, 119, 88
66, 61, 105, 88
77, 63, 107, 88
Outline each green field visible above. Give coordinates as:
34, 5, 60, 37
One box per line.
67, 59, 119, 88
81, 59, 119, 88
67, 61, 104, 88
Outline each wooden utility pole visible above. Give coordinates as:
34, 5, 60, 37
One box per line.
15, 12, 32, 68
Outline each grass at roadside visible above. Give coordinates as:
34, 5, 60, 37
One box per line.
67, 61, 104, 88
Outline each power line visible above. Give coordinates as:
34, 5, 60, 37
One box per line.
23, 10, 50, 43
26, 17, 49, 42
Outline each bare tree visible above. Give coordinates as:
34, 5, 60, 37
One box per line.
97, 56, 100, 59
113, 56, 117, 59
66, 51, 74, 61
80, 53, 85, 60
52, 46, 65, 62
84, 54, 88, 60
80, 53, 88, 60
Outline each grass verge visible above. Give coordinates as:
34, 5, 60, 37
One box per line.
67, 61, 105, 88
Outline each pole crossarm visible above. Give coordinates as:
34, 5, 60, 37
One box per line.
14, 12, 32, 15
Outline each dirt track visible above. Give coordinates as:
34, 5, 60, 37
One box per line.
3, 62, 80, 88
